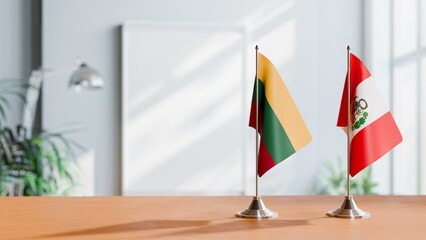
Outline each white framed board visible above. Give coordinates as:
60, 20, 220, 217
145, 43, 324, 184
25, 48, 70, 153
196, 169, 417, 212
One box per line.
121, 21, 248, 195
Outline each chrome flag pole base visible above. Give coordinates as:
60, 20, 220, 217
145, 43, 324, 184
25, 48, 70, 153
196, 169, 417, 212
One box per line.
327, 195, 370, 219
236, 196, 278, 219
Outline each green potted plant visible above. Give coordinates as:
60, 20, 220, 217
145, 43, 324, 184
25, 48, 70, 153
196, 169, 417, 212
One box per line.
317, 156, 378, 195
0, 79, 79, 196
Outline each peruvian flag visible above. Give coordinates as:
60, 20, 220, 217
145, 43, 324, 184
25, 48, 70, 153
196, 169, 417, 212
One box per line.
337, 53, 403, 177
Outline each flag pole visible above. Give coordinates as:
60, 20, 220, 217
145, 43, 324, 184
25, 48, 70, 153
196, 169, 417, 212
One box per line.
236, 45, 277, 219
255, 45, 259, 198
326, 46, 370, 219
346, 45, 351, 198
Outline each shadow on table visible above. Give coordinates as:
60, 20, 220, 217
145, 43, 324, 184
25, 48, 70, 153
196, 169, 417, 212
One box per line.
153, 219, 311, 238
33, 220, 210, 239
34, 218, 314, 239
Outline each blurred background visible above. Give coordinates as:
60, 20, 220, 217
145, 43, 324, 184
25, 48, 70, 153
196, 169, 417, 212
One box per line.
0, 0, 424, 196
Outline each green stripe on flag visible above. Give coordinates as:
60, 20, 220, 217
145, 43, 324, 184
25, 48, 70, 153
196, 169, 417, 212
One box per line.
262, 91, 296, 163
251, 78, 265, 103
251, 78, 296, 164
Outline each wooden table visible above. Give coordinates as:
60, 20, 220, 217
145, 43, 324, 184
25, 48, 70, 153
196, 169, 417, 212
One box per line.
1, 196, 425, 239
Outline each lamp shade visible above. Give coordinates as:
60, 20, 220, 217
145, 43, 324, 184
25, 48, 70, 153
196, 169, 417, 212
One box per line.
69, 63, 104, 90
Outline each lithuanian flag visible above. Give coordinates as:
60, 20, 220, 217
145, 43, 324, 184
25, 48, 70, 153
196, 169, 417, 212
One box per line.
249, 53, 311, 177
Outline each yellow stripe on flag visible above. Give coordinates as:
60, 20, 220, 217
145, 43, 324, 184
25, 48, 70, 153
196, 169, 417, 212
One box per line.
257, 53, 311, 150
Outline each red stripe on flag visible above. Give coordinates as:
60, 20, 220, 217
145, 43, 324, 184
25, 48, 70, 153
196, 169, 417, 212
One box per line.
258, 139, 276, 177
250, 102, 274, 177
249, 102, 263, 134
337, 53, 372, 127
350, 112, 403, 176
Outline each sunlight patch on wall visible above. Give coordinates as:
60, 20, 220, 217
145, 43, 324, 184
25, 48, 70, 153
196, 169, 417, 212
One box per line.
257, 19, 295, 70
241, 0, 294, 32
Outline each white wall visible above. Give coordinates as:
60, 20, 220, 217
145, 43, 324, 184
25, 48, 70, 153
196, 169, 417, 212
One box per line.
365, 0, 426, 195
0, 0, 31, 127
42, 0, 363, 195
